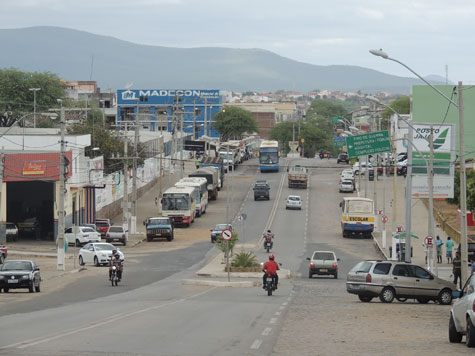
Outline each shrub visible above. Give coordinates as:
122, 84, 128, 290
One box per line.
215, 232, 238, 253
231, 251, 259, 268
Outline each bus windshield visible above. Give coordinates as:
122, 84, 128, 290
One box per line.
260, 152, 278, 164
162, 194, 190, 210
347, 200, 373, 213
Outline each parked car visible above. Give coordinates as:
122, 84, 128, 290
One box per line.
307, 251, 339, 279
95, 219, 111, 237
285, 195, 302, 210
105, 226, 128, 246
337, 153, 349, 164
0, 246, 7, 264
144, 217, 174, 242
340, 169, 354, 180
65, 226, 101, 247
352, 162, 373, 176
346, 260, 456, 304
339, 179, 354, 193
397, 160, 407, 176
6, 223, 18, 242
210, 223, 232, 243
449, 274, 475, 347
0, 260, 41, 293
78, 242, 124, 267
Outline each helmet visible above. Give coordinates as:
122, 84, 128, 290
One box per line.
269, 254, 275, 261
267, 230, 271, 233
112, 249, 117, 255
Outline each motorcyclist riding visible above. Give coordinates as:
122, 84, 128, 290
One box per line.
263, 229, 274, 249
262, 254, 279, 290
109, 250, 123, 281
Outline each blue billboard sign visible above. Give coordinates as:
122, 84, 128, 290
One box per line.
116, 89, 222, 139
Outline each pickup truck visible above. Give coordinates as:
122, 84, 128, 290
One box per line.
144, 217, 174, 242
253, 180, 270, 201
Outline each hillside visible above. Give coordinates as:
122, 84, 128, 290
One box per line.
0, 26, 438, 93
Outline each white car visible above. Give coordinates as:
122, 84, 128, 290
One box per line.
65, 226, 101, 247
449, 274, 475, 347
339, 180, 354, 193
340, 169, 354, 180
352, 162, 372, 176
78, 242, 125, 267
285, 195, 302, 210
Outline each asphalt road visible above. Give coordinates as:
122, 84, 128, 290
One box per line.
1, 157, 458, 356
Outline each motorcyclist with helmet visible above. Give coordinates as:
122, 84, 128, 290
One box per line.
109, 249, 123, 281
263, 229, 274, 249
262, 254, 279, 290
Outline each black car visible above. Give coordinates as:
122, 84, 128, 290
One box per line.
0, 260, 41, 293
253, 181, 270, 201
337, 153, 349, 164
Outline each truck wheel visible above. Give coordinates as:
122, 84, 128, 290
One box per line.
167, 235, 173, 242
147, 236, 152, 242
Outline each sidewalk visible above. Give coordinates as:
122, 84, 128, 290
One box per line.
365, 173, 454, 280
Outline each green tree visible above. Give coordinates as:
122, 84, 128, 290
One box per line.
269, 121, 331, 157
381, 96, 410, 119
68, 110, 145, 174
0, 68, 66, 126
213, 106, 258, 141
448, 170, 475, 211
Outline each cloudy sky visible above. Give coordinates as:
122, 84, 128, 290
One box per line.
1, 0, 475, 83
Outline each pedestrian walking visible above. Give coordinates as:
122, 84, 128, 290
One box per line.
446, 236, 454, 264
195, 158, 200, 169
453, 251, 462, 289
436, 235, 444, 264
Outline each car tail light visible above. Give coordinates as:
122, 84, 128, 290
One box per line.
344, 223, 348, 226
310, 263, 315, 268
106, 234, 110, 238
365, 274, 372, 283
122, 234, 126, 239
84, 234, 89, 238
332, 264, 337, 268
370, 224, 374, 228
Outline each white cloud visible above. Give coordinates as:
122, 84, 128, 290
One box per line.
356, 8, 384, 20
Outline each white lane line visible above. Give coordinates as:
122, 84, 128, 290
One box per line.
262, 327, 272, 336
270, 318, 277, 324
274, 311, 281, 316
282, 302, 288, 306
250, 339, 262, 349
279, 305, 285, 310
5, 287, 217, 350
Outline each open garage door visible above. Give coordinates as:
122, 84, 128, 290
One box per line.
7, 181, 55, 240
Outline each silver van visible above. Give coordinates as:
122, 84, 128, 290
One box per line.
346, 260, 455, 304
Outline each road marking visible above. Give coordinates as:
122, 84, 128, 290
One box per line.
270, 317, 277, 324
279, 305, 285, 310
3, 287, 217, 350
274, 311, 281, 316
282, 302, 288, 306
262, 327, 272, 336
250, 339, 262, 349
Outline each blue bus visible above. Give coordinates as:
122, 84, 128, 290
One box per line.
259, 140, 279, 172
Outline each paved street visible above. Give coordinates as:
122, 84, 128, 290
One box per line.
0, 157, 469, 355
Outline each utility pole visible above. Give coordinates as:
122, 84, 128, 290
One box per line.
180, 102, 184, 179
122, 124, 129, 232
458, 81, 469, 285
0, 148, 4, 244
158, 135, 163, 213
428, 125, 435, 272
29, 88, 41, 129
226, 144, 230, 224
57, 99, 66, 271
404, 125, 414, 263
204, 97, 208, 154
131, 111, 139, 234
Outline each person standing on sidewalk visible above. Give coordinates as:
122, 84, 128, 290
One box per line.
446, 236, 454, 264
436, 235, 444, 264
195, 158, 200, 169
453, 251, 462, 289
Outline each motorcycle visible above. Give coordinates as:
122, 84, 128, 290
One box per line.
263, 234, 273, 253
264, 273, 276, 296
110, 266, 120, 286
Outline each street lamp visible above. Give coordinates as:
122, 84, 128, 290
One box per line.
29, 88, 41, 129
369, 50, 468, 281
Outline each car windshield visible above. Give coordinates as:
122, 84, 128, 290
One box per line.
214, 224, 228, 230
342, 180, 353, 185
109, 226, 124, 233
288, 196, 300, 201
313, 252, 335, 260
1, 261, 33, 271
94, 244, 114, 251
350, 261, 373, 273
149, 218, 169, 225
82, 227, 95, 233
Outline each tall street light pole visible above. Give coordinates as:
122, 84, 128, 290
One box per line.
57, 99, 66, 271
29, 88, 41, 129
368, 52, 467, 278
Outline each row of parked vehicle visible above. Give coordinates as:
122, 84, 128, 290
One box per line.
64, 219, 127, 247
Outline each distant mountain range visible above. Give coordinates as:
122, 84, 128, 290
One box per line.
0, 26, 445, 94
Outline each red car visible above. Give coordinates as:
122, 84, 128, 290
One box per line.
95, 219, 111, 237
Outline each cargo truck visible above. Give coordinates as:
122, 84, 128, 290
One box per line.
189, 167, 219, 200
288, 165, 308, 189
199, 156, 225, 190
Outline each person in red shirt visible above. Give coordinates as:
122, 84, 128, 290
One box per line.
262, 254, 279, 289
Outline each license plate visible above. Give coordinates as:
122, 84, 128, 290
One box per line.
157, 233, 162, 236
113, 238, 120, 241
266, 277, 273, 282
320, 269, 328, 272
349, 284, 360, 290
8, 279, 19, 283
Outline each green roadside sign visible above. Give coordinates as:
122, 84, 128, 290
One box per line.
334, 140, 346, 147
346, 131, 392, 158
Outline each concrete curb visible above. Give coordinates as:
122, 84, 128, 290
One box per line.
181, 279, 259, 287
196, 270, 291, 279
373, 233, 389, 260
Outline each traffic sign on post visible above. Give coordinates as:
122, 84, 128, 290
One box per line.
346, 130, 392, 158
382, 215, 388, 224
221, 229, 233, 241
424, 236, 433, 247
